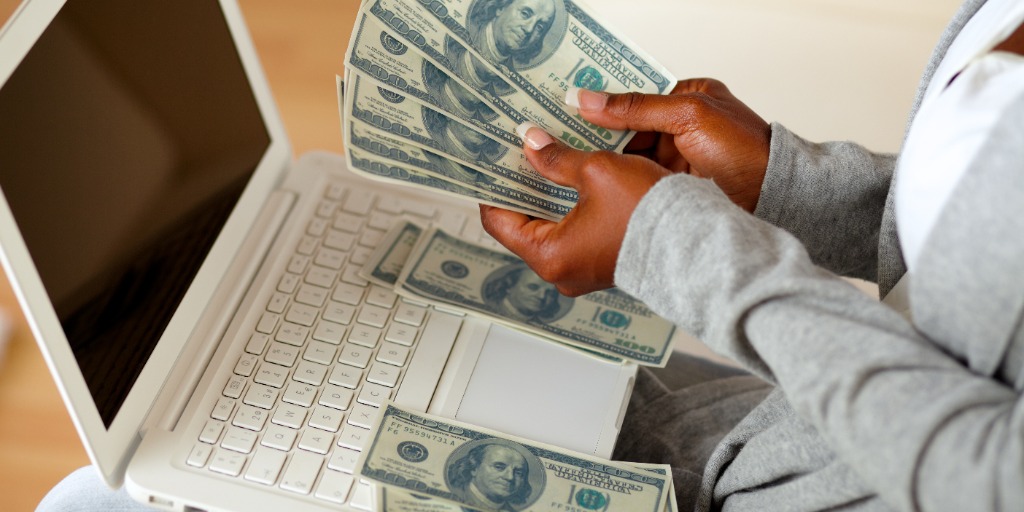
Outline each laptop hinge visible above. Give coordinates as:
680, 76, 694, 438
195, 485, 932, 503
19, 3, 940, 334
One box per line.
142, 189, 297, 433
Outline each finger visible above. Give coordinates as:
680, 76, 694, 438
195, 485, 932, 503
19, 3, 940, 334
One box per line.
515, 122, 592, 189
566, 79, 734, 134
478, 204, 557, 263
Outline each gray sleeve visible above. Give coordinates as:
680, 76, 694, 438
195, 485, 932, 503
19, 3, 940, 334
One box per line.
615, 172, 1024, 511
753, 123, 897, 281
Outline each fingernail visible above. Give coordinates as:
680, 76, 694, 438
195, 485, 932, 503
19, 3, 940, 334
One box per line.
515, 122, 554, 150
575, 88, 608, 111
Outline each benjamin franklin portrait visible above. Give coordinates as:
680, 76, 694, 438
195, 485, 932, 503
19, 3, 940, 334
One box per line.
445, 439, 545, 511
482, 263, 573, 323
465, 0, 568, 69
422, 107, 508, 165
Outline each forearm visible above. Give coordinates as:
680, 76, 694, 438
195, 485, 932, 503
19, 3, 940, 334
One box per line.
754, 123, 897, 281
617, 174, 1024, 511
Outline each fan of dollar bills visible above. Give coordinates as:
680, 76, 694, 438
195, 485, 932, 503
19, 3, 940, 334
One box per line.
340, 0, 677, 221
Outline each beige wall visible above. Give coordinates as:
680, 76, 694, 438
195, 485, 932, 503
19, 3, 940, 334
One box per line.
587, 0, 964, 152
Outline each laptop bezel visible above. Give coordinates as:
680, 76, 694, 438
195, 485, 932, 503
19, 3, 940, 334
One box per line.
0, 0, 293, 487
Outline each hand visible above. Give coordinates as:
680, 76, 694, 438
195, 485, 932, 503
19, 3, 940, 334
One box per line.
479, 125, 671, 297
570, 79, 770, 212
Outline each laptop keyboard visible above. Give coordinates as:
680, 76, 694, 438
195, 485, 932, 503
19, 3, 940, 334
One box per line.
182, 178, 481, 509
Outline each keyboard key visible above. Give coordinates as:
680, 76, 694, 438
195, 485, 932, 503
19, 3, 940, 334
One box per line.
402, 200, 436, 219
358, 229, 385, 248
308, 405, 345, 432
333, 212, 365, 233
187, 444, 212, 468
394, 302, 427, 326
233, 404, 269, 432
287, 255, 309, 275
324, 230, 356, 251
341, 192, 375, 216
285, 303, 318, 327
304, 340, 337, 365
280, 450, 323, 495
328, 365, 362, 389
366, 362, 401, 388
384, 323, 418, 347
277, 273, 300, 294
211, 397, 236, 421
351, 481, 373, 510
356, 304, 390, 328
365, 285, 398, 308
222, 375, 246, 399
307, 217, 329, 237
338, 343, 372, 369
293, 360, 328, 386
341, 265, 369, 287
350, 246, 373, 266
262, 424, 297, 451
332, 283, 364, 306
282, 381, 317, 408
272, 403, 308, 430
337, 424, 370, 451
256, 312, 279, 334
328, 447, 360, 473
299, 429, 335, 454
394, 311, 462, 411
254, 363, 289, 388
295, 284, 329, 308
305, 266, 337, 288
296, 235, 319, 256
376, 342, 410, 367
314, 247, 346, 270
348, 324, 381, 348
199, 420, 224, 444
316, 200, 338, 219
357, 384, 392, 409
221, 426, 258, 454
245, 333, 270, 355
245, 447, 286, 485
209, 448, 247, 477
275, 322, 309, 347
323, 301, 356, 325
265, 342, 300, 367
325, 182, 346, 201
267, 292, 289, 314
319, 384, 354, 410
243, 383, 279, 410
312, 321, 346, 345
315, 470, 355, 504
367, 211, 395, 231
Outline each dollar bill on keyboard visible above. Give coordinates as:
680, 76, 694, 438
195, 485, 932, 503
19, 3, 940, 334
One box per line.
375, 464, 678, 512
358, 0, 676, 152
392, 225, 674, 367
360, 219, 426, 287
359, 403, 673, 512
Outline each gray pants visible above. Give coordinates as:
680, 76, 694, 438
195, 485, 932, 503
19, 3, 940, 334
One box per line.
39, 354, 770, 512
613, 354, 772, 511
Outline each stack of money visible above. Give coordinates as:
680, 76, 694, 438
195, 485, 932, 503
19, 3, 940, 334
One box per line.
361, 220, 677, 367
359, 402, 680, 511
340, 0, 677, 220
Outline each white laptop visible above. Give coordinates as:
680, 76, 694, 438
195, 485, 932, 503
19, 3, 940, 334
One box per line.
0, 0, 641, 510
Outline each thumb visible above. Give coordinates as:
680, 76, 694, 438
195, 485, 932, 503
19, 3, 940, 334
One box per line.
566, 79, 732, 134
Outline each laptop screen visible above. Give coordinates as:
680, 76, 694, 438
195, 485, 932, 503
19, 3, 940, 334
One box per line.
0, 0, 269, 426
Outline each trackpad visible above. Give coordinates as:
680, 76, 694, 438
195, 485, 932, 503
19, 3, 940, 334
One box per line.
454, 324, 632, 457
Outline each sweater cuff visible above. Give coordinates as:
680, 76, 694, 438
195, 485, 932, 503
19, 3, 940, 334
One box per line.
753, 122, 800, 226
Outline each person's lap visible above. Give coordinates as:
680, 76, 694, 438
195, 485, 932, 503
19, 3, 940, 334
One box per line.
613, 352, 773, 511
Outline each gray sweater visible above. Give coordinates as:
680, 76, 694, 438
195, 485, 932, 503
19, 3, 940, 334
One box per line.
615, 1, 1024, 510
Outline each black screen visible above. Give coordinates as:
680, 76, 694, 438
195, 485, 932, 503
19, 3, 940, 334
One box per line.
0, 0, 270, 426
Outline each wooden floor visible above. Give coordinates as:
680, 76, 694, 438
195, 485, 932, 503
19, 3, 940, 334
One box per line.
0, 1, 355, 509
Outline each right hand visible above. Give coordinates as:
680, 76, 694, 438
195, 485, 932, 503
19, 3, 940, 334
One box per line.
572, 78, 771, 212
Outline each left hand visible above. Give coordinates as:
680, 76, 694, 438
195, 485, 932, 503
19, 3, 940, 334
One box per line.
479, 124, 671, 297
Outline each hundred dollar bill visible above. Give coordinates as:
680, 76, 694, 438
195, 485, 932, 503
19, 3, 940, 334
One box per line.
397, 227, 675, 367
376, 465, 677, 512
347, 145, 559, 221
359, 219, 424, 287
362, 0, 676, 151
347, 118, 571, 220
345, 71, 577, 205
360, 403, 671, 512
347, 12, 522, 147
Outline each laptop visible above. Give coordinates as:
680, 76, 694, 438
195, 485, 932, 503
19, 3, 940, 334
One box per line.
0, 0, 642, 510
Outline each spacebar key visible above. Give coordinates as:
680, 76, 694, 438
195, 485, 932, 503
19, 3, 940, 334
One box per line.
394, 311, 462, 412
